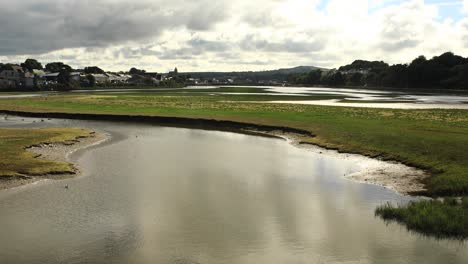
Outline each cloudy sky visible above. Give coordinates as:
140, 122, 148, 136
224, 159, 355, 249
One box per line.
0, 0, 467, 72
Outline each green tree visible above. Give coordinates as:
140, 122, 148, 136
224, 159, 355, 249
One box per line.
84, 66, 105, 74
339, 60, 389, 72
346, 72, 364, 86
321, 71, 345, 86
21, 59, 43, 71
306, 70, 322, 85
380, 64, 408, 88
86, 74, 96, 87
45, 62, 72, 73
57, 69, 71, 85
129, 67, 146, 75
432, 52, 467, 68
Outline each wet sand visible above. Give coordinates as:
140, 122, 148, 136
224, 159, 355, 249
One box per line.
273, 133, 430, 196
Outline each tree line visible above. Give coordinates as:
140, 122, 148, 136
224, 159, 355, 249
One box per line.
288, 52, 468, 89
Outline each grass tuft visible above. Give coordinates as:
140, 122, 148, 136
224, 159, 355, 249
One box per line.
376, 199, 468, 239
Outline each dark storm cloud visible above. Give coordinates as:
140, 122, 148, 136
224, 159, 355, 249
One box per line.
0, 0, 230, 55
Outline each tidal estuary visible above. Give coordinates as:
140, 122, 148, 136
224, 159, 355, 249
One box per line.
0, 117, 467, 263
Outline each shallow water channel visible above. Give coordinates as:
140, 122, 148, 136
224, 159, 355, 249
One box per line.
0, 117, 467, 263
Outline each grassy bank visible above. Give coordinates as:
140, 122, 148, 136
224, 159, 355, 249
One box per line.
0, 127, 93, 177
376, 198, 468, 239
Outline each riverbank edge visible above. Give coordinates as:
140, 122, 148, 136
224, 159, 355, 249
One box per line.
0, 129, 108, 191
0, 109, 431, 196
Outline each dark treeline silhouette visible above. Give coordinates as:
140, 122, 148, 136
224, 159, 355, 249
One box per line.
288, 52, 468, 90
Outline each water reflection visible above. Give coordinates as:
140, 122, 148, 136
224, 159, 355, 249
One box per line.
0, 118, 467, 263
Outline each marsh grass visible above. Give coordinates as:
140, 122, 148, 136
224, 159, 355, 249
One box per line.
0, 128, 93, 177
376, 198, 468, 239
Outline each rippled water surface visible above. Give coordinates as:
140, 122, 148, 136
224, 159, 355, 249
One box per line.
0, 117, 467, 264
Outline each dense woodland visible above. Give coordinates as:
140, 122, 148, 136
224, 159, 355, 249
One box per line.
288, 52, 468, 90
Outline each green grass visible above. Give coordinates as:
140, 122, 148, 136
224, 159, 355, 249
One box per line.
376, 198, 468, 239
0, 127, 93, 176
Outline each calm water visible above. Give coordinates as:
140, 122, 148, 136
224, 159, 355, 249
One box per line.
0, 117, 467, 263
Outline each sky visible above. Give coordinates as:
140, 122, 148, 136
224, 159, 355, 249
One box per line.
0, 0, 467, 72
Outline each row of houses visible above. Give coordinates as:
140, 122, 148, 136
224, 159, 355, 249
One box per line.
0, 66, 163, 89
0, 66, 35, 89
39, 72, 135, 84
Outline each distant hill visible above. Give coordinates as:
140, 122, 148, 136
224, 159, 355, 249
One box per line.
183, 66, 327, 82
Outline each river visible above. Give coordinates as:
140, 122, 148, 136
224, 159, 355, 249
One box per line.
0, 117, 467, 263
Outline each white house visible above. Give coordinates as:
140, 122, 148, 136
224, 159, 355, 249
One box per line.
91, 74, 110, 83
107, 73, 131, 83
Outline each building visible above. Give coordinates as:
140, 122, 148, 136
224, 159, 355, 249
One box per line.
0, 78, 15, 89
22, 71, 35, 88
107, 73, 131, 83
91, 74, 109, 83
70, 72, 82, 82
42, 72, 60, 82
32, 69, 46, 77
0, 65, 35, 89
341, 69, 370, 75
0, 65, 24, 82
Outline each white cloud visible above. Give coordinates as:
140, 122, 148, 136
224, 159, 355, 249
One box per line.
0, 0, 466, 72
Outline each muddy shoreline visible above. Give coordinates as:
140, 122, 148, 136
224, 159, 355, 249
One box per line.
0, 131, 108, 191
0, 110, 315, 138
0, 110, 430, 196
